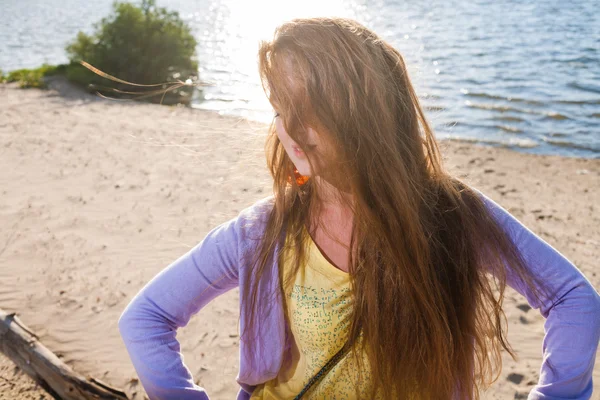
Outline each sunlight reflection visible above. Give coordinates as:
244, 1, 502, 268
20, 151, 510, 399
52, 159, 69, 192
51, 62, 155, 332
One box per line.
192, 0, 364, 123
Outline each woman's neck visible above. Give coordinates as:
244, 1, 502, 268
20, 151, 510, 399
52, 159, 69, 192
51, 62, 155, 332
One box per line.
313, 176, 353, 208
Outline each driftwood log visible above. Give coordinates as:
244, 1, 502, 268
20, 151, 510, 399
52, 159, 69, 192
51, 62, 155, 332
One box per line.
0, 308, 128, 400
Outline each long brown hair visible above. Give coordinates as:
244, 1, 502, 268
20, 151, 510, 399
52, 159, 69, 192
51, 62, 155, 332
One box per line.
244, 17, 554, 399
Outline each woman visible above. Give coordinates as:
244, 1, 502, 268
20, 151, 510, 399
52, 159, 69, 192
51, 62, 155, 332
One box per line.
118, 17, 600, 400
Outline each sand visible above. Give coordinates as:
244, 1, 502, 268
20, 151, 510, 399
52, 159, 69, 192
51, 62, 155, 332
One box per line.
0, 76, 598, 400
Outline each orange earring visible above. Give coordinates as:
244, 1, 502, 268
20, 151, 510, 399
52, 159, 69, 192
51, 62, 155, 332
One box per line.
290, 168, 309, 186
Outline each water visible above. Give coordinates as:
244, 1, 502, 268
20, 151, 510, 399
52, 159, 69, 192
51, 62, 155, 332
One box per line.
1, 0, 599, 158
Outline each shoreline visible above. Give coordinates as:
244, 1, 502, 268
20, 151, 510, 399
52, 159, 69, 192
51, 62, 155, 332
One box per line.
6, 71, 599, 160
0, 77, 598, 399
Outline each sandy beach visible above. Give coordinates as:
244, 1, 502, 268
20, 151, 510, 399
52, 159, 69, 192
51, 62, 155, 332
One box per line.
0, 77, 598, 400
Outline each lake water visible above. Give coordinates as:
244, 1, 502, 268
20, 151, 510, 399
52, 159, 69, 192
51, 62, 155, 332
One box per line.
1, 0, 599, 158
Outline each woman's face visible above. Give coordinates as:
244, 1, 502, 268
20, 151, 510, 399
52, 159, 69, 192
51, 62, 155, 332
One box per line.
274, 114, 320, 177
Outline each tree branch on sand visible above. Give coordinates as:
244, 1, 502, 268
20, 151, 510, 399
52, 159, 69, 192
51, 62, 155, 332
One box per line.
0, 308, 128, 400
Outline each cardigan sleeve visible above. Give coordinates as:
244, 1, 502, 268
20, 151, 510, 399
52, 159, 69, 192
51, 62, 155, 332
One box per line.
118, 213, 243, 400
475, 188, 600, 399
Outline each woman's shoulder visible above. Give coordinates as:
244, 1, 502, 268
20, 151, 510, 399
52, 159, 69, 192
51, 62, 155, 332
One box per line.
467, 185, 519, 231
238, 195, 275, 222
231, 195, 276, 239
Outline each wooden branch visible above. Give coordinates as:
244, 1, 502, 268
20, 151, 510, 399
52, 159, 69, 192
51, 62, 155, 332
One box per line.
0, 308, 129, 400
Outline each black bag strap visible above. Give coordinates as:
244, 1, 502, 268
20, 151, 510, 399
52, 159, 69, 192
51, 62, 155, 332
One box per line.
293, 340, 351, 400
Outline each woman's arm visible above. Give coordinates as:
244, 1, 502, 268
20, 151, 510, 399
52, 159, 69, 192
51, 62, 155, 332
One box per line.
118, 213, 244, 400
475, 188, 600, 399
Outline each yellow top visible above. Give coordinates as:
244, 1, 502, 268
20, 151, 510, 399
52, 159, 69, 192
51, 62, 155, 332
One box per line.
250, 226, 373, 400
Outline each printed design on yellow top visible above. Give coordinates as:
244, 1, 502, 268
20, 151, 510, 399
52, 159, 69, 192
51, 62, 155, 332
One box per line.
288, 271, 352, 374
250, 226, 373, 400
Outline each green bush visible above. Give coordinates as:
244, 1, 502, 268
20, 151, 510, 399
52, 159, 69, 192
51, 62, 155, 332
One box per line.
65, 0, 199, 105
3, 64, 66, 88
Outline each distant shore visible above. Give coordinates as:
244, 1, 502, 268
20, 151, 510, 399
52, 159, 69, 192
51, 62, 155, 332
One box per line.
0, 77, 598, 399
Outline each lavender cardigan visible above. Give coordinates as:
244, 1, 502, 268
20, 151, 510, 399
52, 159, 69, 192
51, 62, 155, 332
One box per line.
118, 188, 600, 399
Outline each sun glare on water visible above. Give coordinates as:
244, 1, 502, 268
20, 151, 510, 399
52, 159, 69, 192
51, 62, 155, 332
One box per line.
190, 0, 363, 123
